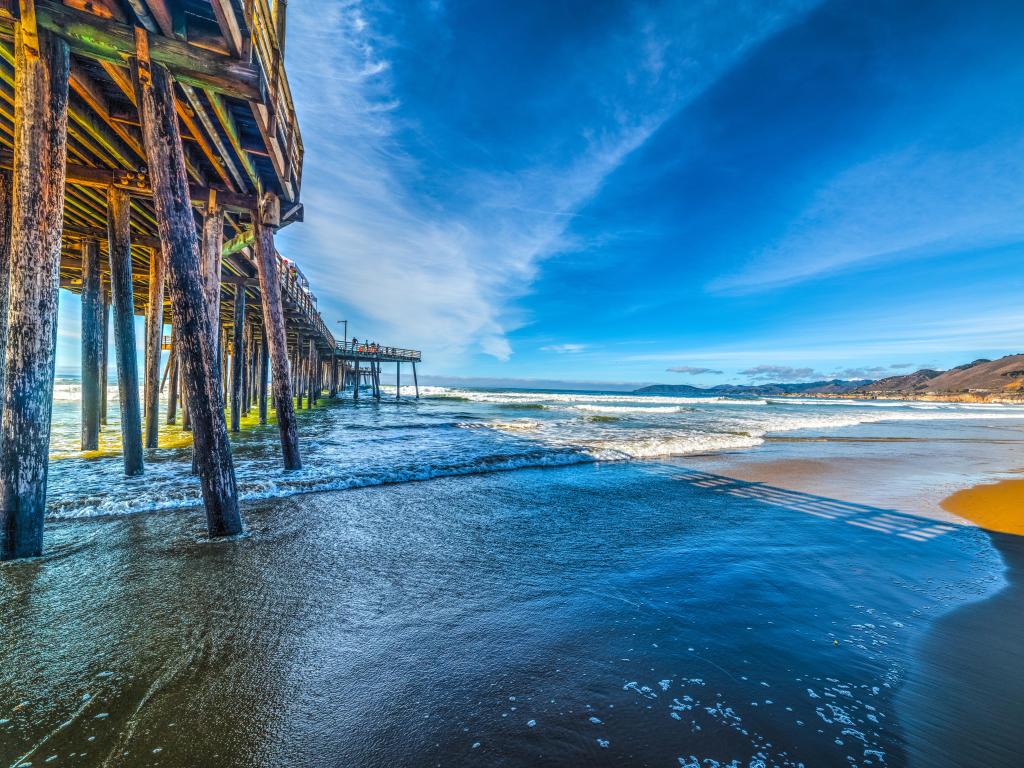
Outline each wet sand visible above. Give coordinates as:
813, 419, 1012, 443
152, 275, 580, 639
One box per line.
689, 444, 1024, 768
0, 456, 1014, 767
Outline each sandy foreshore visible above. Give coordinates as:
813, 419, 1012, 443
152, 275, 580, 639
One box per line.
941, 476, 1024, 535
686, 446, 1024, 767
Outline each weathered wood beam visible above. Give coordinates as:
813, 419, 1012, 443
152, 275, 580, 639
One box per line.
25, 1, 263, 101
63, 222, 161, 250
100, 287, 108, 424
206, 89, 259, 189
143, 242, 164, 447
229, 282, 244, 432
166, 328, 177, 423
139, 0, 173, 39
258, 333, 268, 424
179, 82, 245, 190
253, 211, 300, 469
0, 171, 10, 427
0, 148, 258, 210
135, 40, 242, 535
107, 186, 143, 475
0, 19, 70, 561
210, 0, 243, 59
80, 237, 101, 449
222, 226, 254, 256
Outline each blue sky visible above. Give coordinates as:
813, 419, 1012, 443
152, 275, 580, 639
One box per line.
56, 0, 1024, 387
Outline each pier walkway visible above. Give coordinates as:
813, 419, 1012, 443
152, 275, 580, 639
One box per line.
0, 1, 419, 559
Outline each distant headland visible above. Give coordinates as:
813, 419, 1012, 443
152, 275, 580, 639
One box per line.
635, 354, 1024, 403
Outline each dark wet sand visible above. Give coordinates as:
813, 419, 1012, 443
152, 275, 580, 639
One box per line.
898, 531, 1024, 768
687, 450, 1024, 767
1, 459, 1015, 767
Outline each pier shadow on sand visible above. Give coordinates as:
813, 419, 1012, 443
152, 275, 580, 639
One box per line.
670, 469, 960, 543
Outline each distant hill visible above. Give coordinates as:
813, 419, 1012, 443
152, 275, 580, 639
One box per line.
635, 379, 871, 397
635, 354, 1024, 401
855, 355, 1024, 398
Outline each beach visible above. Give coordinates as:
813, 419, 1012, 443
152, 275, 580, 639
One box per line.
1, 388, 1023, 766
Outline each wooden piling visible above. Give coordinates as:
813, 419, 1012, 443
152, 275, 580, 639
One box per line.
230, 284, 245, 432
100, 290, 109, 425
0, 172, 11, 427
413, 361, 419, 399
353, 362, 360, 401
167, 329, 178, 424
396, 361, 401, 401
80, 238, 102, 450
107, 186, 143, 477
135, 41, 241, 536
306, 338, 315, 409
143, 245, 165, 448
0, 23, 70, 560
253, 213, 301, 469
258, 334, 268, 424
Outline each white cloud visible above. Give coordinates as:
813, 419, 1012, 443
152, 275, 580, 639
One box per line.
282, 1, 816, 367
541, 343, 588, 354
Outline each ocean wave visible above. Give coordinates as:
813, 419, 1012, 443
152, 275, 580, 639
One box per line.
46, 448, 596, 520
572, 404, 686, 414
585, 432, 764, 459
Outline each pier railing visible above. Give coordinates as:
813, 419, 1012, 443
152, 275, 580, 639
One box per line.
335, 342, 422, 362
246, 0, 304, 198
276, 254, 335, 349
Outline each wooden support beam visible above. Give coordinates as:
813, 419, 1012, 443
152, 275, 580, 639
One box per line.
100, 289, 108, 425
0, 20, 69, 560
412, 361, 419, 399
201, 193, 224, 333
258, 333, 268, 424
80, 237, 101, 449
136, 46, 241, 535
305, 337, 314, 409
27, 1, 263, 100
62, 222, 161, 250
222, 226, 254, 257
230, 282, 244, 432
179, 82, 245, 190
166, 328, 178, 424
210, 0, 243, 59
107, 186, 143, 476
253, 213, 300, 469
143, 244, 164, 447
0, 171, 11, 427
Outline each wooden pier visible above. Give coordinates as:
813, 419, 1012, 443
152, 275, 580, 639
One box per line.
0, 1, 420, 560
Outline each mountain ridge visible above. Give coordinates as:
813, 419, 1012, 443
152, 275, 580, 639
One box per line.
635, 354, 1024, 401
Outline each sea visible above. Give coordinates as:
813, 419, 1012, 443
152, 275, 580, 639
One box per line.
1, 378, 1022, 767
44, 376, 1024, 520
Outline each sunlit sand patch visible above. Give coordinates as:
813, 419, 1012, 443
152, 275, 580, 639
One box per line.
941, 477, 1024, 535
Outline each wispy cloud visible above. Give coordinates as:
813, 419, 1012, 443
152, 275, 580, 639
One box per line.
541, 343, 588, 354
667, 365, 723, 375
710, 138, 1024, 295
282, 1, 817, 366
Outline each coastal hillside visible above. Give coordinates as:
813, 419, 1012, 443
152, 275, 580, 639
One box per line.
636, 355, 1024, 401
854, 355, 1024, 397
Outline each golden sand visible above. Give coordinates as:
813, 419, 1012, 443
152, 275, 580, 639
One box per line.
941, 478, 1024, 536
